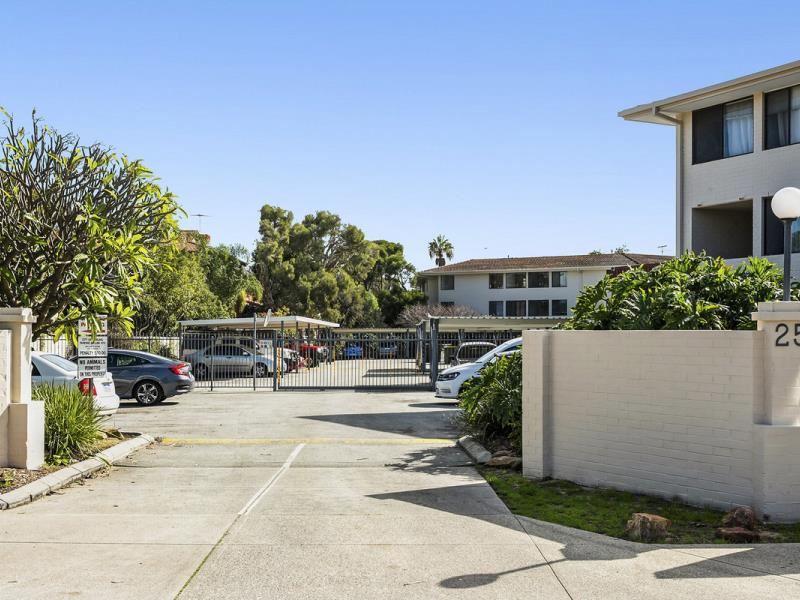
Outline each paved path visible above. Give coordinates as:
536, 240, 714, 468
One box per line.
1, 390, 799, 599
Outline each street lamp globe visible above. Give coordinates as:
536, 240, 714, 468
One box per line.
772, 187, 800, 301
771, 187, 800, 220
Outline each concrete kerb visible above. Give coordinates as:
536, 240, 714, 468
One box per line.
458, 435, 492, 464
0, 432, 154, 509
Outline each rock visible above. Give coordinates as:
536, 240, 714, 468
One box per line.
722, 506, 758, 530
625, 513, 671, 542
758, 531, 782, 543
716, 527, 760, 543
492, 450, 515, 458
485, 455, 521, 468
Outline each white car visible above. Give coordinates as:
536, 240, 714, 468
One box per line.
435, 337, 522, 399
31, 352, 120, 415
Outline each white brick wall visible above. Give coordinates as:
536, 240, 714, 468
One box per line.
522, 328, 800, 521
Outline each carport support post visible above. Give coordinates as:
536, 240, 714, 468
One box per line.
430, 317, 440, 383
272, 328, 278, 392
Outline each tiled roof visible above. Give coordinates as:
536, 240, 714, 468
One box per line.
418, 253, 670, 274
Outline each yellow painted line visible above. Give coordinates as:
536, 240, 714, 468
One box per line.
159, 437, 455, 446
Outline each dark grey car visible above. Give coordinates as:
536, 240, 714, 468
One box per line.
107, 350, 195, 405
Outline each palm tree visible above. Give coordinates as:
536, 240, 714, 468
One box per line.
428, 235, 454, 267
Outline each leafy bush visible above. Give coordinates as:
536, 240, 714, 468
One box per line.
33, 384, 102, 464
458, 352, 523, 450
564, 252, 794, 331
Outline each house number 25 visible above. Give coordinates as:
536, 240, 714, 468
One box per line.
774, 323, 800, 347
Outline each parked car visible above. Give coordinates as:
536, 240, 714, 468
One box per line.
185, 343, 277, 380
435, 337, 522, 399
107, 349, 194, 405
31, 351, 120, 415
378, 342, 399, 358
342, 342, 364, 359
183, 336, 293, 373
291, 341, 329, 367
450, 341, 496, 366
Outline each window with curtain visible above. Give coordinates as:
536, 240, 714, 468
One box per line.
723, 99, 753, 157
528, 272, 549, 288
551, 299, 568, 316
528, 300, 549, 317
551, 271, 567, 287
488, 301, 504, 316
506, 273, 526, 288
693, 97, 753, 163
505, 300, 526, 317
489, 273, 504, 289
765, 85, 800, 149
440, 275, 455, 290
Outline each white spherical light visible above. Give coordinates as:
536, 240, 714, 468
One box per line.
771, 187, 800, 220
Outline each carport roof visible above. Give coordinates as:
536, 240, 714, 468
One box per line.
178, 315, 340, 330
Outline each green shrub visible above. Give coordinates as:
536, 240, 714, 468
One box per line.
564, 252, 794, 331
33, 384, 102, 464
458, 352, 522, 450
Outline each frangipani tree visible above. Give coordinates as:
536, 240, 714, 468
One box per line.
0, 111, 181, 339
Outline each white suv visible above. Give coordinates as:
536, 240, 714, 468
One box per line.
435, 337, 522, 399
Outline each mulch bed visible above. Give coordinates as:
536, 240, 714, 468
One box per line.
0, 430, 130, 494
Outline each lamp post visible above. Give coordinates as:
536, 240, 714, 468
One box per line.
771, 187, 800, 300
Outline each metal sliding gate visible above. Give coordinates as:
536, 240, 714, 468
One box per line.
177, 327, 438, 391
275, 329, 433, 390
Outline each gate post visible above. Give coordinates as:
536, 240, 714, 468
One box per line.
430, 317, 440, 383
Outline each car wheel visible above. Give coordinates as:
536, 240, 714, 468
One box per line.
194, 363, 209, 380
255, 363, 268, 378
133, 381, 164, 406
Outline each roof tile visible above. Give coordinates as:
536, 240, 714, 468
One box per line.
418, 253, 670, 274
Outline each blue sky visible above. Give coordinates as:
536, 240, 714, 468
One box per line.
2, 1, 798, 270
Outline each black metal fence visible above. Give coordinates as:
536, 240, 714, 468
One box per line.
37, 326, 523, 391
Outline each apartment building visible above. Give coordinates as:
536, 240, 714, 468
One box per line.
417, 253, 667, 318
620, 60, 800, 270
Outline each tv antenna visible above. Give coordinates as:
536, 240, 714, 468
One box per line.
190, 213, 210, 232
657, 244, 667, 255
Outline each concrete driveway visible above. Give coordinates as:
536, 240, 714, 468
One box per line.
1, 390, 799, 599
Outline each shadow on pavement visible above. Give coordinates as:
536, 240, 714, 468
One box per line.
370, 448, 800, 586
299, 411, 459, 438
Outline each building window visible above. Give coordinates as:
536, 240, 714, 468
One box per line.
551, 271, 567, 287
440, 301, 454, 307
489, 301, 504, 316
692, 98, 753, 164
505, 300, 526, 317
440, 275, 454, 290
506, 273, 526, 288
765, 85, 800, 150
763, 197, 800, 255
528, 300, 549, 317
528, 272, 549, 288
551, 299, 568, 316
489, 273, 504, 289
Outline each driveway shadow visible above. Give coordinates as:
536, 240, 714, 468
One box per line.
299, 410, 459, 439
369, 447, 800, 587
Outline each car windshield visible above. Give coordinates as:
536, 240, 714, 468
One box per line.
40, 354, 78, 372
475, 340, 520, 364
